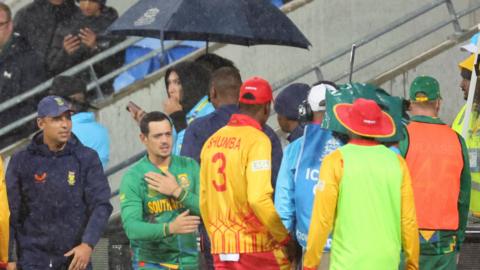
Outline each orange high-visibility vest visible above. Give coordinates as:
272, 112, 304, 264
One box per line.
405, 121, 463, 230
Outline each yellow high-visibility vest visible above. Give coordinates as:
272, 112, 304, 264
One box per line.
453, 105, 480, 216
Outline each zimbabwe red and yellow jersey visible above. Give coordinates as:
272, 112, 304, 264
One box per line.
200, 114, 290, 254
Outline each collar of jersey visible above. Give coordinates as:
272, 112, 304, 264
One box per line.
228, 113, 262, 130
349, 138, 380, 146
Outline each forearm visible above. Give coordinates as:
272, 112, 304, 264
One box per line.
123, 218, 171, 241
250, 196, 289, 244
175, 188, 200, 216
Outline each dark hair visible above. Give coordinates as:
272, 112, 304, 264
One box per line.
140, 111, 172, 135
0, 3, 12, 21
195, 53, 237, 73
76, 0, 106, 6
164, 61, 211, 113
211, 66, 242, 98
238, 102, 266, 114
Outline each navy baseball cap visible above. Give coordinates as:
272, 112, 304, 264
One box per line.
274, 83, 310, 120
37, 95, 72, 118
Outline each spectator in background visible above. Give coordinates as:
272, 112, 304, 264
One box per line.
161, 62, 213, 154
48, 0, 122, 96
0, 158, 8, 270
127, 62, 212, 155
50, 76, 110, 168
163, 62, 212, 131
0, 3, 47, 150
274, 83, 310, 143
14, 0, 79, 63
7, 96, 112, 270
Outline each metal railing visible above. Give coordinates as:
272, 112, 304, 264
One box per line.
0, 38, 184, 137
271, 0, 480, 90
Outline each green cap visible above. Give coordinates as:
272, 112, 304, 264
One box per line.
409, 76, 441, 102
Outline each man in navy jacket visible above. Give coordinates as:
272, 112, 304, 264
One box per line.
6, 96, 112, 270
181, 67, 283, 187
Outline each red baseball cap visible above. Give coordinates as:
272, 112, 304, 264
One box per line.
334, 98, 395, 138
239, 77, 273, 105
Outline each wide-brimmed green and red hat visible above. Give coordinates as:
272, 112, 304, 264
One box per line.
333, 98, 395, 138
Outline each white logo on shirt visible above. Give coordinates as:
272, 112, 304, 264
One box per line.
313, 180, 325, 194
251, 160, 271, 171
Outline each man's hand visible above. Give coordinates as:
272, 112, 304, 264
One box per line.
169, 210, 201, 234
79, 28, 97, 49
63, 34, 81, 55
6, 262, 16, 270
64, 243, 92, 270
284, 236, 299, 263
163, 97, 182, 115
145, 171, 182, 198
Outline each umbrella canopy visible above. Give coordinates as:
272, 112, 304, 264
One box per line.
108, 0, 311, 49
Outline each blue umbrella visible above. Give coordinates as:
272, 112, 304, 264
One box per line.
108, 0, 311, 49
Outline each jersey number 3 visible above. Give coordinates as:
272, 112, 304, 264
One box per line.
212, 152, 227, 192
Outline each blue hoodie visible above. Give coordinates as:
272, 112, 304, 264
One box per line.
6, 133, 112, 269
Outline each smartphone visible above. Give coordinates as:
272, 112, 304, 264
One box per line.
126, 101, 143, 113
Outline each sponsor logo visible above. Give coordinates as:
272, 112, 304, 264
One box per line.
178, 173, 190, 188
313, 180, 325, 194
251, 160, 270, 171
134, 8, 160, 27
54, 97, 65, 106
3, 71, 11, 79
67, 171, 76, 186
147, 198, 183, 214
305, 168, 319, 181
34, 172, 47, 183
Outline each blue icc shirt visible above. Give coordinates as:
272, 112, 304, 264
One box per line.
72, 112, 110, 168
274, 124, 342, 249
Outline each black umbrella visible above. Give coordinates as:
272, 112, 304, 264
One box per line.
108, 0, 311, 49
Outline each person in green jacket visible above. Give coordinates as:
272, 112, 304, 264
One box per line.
120, 111, 201, 270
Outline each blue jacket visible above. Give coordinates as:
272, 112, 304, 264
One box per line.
6, 133, 113, 269
274, 124, 342, 248
180, 104, 283, 187
173, 96, 215, 155
72, 112, 110, 168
